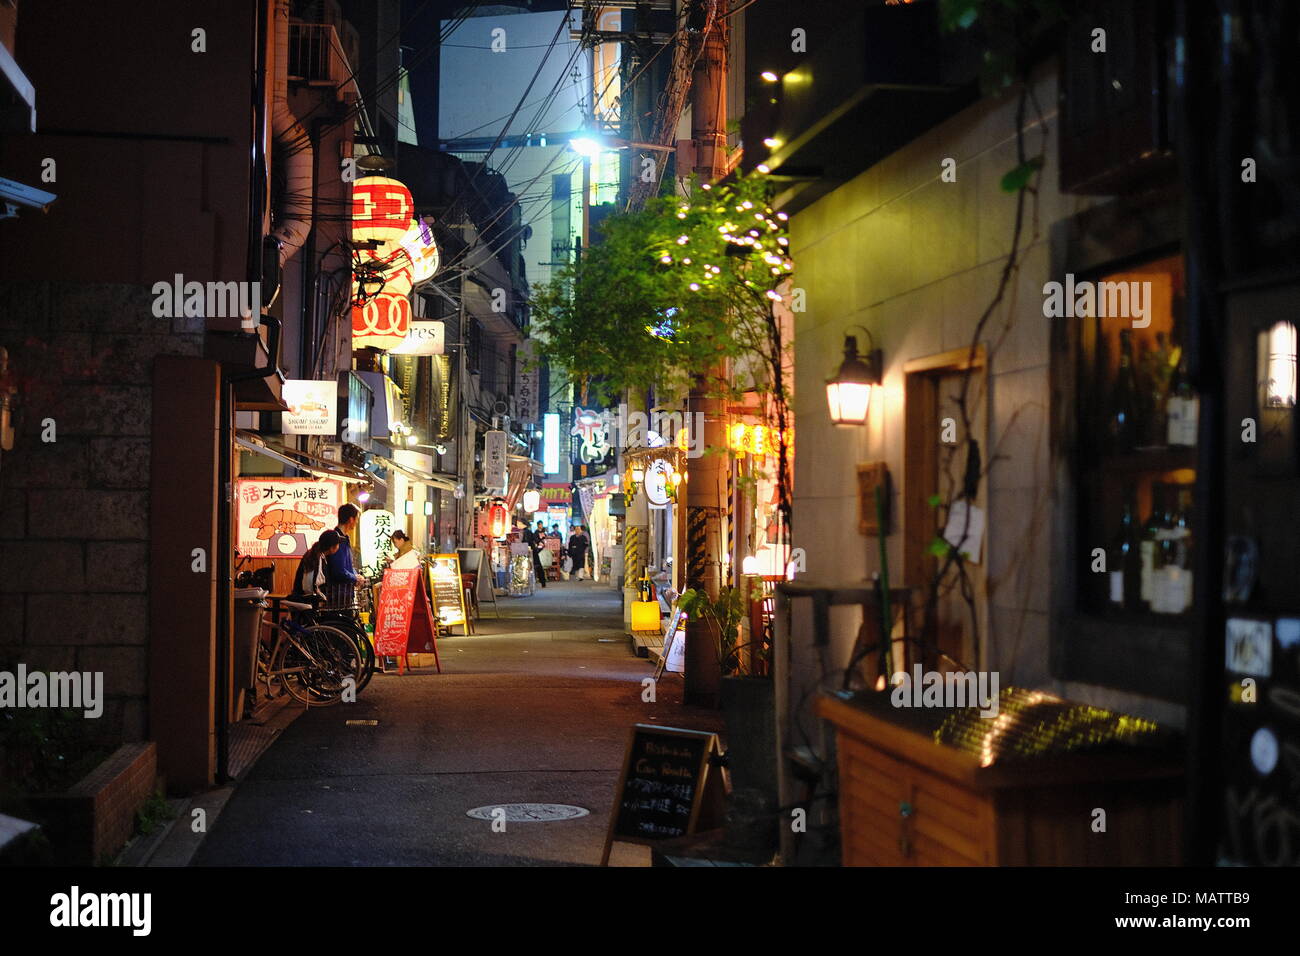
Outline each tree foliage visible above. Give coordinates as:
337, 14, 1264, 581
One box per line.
529, 172, 793, 407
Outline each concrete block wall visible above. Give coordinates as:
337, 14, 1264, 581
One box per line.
0, 281, 203, 746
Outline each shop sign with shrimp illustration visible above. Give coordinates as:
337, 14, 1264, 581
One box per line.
236, 478, 343, 557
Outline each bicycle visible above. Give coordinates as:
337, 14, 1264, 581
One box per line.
319, 582, 377, 691
260, 596, 365, 706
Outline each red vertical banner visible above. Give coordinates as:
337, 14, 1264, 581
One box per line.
373, 567, 419, 657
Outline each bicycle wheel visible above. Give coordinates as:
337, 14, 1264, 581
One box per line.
318, 612, 376, 691
274, 624, 363, 706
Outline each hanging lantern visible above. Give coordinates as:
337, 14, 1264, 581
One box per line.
522, 489, 541, 513
352, 176, 414, 258
399, 217, 441, 285
352, 176, 416, 351
489, 502, 509, 538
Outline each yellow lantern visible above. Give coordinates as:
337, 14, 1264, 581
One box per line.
631, 600, 661, 631
729, 422, 747, 454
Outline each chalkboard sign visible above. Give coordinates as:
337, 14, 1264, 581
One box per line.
426, 553, 468, 634
600, 724, 720, 865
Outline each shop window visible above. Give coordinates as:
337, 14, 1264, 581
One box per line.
1074, 254, 1194, 623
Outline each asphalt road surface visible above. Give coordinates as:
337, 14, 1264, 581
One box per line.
192, 580, 724, 866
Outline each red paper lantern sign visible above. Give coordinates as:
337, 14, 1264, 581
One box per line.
353, 176, 414, 259
352, 176, 417, 351
489, 502, 509, 538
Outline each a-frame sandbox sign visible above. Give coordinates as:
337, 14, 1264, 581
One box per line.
373, 566, 441, 674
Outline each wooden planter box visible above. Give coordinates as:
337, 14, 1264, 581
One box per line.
817, 694, 1183, 866
28, 742, 158, 865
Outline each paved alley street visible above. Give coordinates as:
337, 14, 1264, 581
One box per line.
192, 581, 723, 866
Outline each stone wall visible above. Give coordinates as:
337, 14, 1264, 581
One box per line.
0, 281, 203, 746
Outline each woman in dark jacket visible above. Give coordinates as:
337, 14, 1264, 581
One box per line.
291, 530, 343, 603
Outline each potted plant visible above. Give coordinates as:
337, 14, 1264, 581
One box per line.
679, 582, 778, 859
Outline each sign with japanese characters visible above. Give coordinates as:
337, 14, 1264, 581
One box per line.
359, 509, 396, 571
483, 430, 508, 494
600, 724, 721, 865
515, 340, 540, 424
282, 379, 338, 435
236, 478, 343, 557
236, 481, 343, 556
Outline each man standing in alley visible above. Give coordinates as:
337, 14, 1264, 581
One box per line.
567, 524, 591, 582
324, 503, 362, 606
522, 518, 547, 588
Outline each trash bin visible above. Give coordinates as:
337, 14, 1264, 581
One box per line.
233, 587, 268, 697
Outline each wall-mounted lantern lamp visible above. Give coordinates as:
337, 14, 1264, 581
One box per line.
826, 328, 883, 426
1262, 320, 1297, 409
522, 488, 541, 513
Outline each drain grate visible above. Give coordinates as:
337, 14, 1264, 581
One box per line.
465, 804, 590, 822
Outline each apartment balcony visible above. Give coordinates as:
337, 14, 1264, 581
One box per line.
288, 22, 360, 103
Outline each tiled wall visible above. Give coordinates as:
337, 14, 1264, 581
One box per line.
788, 67, 1184, 726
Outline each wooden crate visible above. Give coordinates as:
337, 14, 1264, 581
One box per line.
818, 694, 1183, 866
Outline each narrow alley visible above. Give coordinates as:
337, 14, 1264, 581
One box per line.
191, 581, 723, 866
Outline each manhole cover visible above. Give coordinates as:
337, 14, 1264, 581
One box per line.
465, 804, 590, 822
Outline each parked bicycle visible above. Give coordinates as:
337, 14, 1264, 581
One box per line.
259, 596, 365, 706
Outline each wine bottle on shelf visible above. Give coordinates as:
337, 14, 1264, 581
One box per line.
1142, 332, 1174, 449
1106, 491, 1140, 610
1108, 330, 1139, 454
1166, 354, 1199, 447
1153, 486, 1194, 614
1139, 484, 1167, 609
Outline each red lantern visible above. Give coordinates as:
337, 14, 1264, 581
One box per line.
489, 502, 509, 539
352, 176, 414, 258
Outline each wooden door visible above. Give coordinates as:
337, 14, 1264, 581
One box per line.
903, 348, 988, 672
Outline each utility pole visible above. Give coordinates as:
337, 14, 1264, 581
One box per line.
683, 0, 728, 708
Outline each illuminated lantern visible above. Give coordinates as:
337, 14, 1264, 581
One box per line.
353, 262, 413, 349
631, 601, 661, 631
749, 425, 767, 456
352, 176, 417, 351
489, 502, 509, 538
399, 218, 441, 284
522, 489, 541, 513
353, 176, 414, 259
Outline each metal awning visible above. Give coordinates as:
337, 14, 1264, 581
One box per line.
369, 451, 459, 491
235, 431, 370, 484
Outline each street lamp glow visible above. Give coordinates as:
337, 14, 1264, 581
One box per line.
761, 71, 779, 82
569, 136, 605, 157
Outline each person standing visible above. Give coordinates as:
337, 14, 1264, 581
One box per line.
522, 519, 547, 588
324, 503, 362, 606
567, 525, 591, 582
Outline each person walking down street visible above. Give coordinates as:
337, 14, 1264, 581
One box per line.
523, 519, 548, 588
567, 525, 591, 581
324, 503, 362, 607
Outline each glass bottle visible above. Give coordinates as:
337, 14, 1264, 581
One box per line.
1153, 486, 1193, 613
1139, 484, 1168, 609
1109, 330, 1139, 454
1143, 332, 1174, 448
1166, 354, 1199, 447
1107, 491, 1140, 610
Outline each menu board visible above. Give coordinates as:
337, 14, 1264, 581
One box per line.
427, 553, 467, 633
600, 724, 719, 864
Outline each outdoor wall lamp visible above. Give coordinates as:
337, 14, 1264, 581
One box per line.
826, 327, 883, 426
404, 499, 415, 515
1262, 319, 1297, 408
